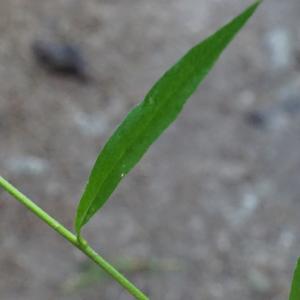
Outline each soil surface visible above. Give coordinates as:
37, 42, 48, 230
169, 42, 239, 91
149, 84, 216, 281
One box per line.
1, 1, 300, 299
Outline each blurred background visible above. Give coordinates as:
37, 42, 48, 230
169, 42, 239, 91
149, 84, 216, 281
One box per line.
1, 0, 300, 299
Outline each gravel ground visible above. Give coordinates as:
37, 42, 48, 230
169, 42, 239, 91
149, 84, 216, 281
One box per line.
1, 0, 300, 299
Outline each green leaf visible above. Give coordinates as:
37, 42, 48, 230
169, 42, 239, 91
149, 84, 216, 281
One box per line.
75, 1, 261, 234
289, 258, 300, 300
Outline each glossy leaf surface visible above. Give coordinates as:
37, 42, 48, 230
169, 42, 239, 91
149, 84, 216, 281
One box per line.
75, 1, 261, 233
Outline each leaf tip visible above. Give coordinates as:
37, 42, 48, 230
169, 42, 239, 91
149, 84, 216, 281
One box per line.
252, 0, 263, 10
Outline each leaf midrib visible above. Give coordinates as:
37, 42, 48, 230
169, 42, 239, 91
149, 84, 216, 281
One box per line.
80, 63, 201, 227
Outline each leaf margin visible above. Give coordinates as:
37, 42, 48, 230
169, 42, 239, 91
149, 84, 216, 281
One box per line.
75, 1, 262, 234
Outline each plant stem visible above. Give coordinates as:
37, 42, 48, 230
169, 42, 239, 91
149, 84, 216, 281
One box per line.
0, 176, 149, 300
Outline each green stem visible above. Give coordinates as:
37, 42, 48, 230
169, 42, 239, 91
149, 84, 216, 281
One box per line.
0, 176, 149, 300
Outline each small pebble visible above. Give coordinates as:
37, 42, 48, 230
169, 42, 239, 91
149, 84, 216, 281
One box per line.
247, 267, 272, 293
5, 156, 49, 176
245, 110, 268, 129
32, 40, 89, 81
266, 28, 292, 70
